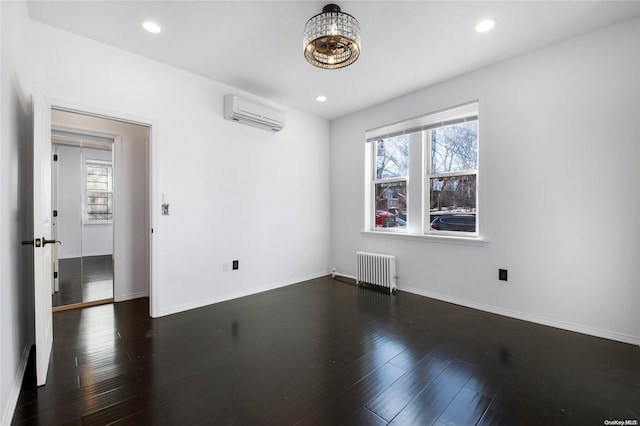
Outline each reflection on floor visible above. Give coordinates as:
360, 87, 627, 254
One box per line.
52, 255, 113, 308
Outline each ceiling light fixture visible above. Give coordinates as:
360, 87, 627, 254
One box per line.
475, 19, 495, 33
303, 4, 361, 70
316, 95, 327, 102
142, 21, 162, 34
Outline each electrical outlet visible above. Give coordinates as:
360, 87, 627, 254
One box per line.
499, 269, 508, 281
232, 260, 239, 270
223, 261, 231, 272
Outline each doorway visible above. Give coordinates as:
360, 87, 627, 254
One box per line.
50, 108, 150, 312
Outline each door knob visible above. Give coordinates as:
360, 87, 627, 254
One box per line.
42, 238, 62, 246
22, 238, 42, 247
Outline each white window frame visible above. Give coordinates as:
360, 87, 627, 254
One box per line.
83, 159, 113, 225
364, 101, 483, 243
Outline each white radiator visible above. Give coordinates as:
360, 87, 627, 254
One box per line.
356, 251, 397, 294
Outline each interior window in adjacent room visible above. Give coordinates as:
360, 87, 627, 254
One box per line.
85, 160, 113, 223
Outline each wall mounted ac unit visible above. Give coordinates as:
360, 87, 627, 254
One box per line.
224, 95, 285, 132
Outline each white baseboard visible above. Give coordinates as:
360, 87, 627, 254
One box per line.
400, 285, 640, 346
115, 291, 148, 303
1, 343, 31, 426
155, 271, 328, 318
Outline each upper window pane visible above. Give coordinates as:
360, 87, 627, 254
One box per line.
87, 164, 112, 190
375, 135, 409, 179
431, 121, 478, 174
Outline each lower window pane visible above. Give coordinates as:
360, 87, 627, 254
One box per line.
375, 181, 407, 229
429, 175, 476, 232
87, 191, 113, 222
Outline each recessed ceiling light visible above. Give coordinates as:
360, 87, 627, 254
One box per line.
316, 95, 327, 102
475, 19, 495, 33
142, 21, 162, 34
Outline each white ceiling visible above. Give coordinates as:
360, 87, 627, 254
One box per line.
27, 1, 640, 121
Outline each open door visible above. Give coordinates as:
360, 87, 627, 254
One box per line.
31, 95, 54, 386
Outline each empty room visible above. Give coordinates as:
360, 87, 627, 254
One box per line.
1, 1, 639, 425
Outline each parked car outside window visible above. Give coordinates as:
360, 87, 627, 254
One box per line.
375, 210, 398, 227
430, 215, 476, 232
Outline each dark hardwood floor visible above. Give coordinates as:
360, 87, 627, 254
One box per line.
13, 276, 640, 425
52, 255, 114, 308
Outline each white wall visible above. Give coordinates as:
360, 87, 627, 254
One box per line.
51, 111, 150, 302
56, 144, 113, 259
331, 19, 640, 345
0, 2, 33, 425
26, 19, 331, 317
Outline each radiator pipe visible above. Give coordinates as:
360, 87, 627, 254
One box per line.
331, 269, 356, 280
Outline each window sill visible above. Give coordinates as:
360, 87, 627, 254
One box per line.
361, 230, 488, 246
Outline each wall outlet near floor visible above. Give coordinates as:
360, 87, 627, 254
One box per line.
223, 261, 231, 272
499, 269, 508, 281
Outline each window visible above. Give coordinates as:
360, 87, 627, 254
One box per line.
366, 102, 479, 237
428, 120, 478, 233
374, 135, 408, 229
85, 160, 113, 223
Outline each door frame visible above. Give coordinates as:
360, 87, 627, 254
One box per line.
46, 97, 158, 317
51, 143, 59, 294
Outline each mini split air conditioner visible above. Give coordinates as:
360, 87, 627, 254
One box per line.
224, 95, 285, 132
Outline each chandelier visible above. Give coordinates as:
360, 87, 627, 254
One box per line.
303, 4, 361, 70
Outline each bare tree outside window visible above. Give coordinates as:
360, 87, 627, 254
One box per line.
374, 135, 409, 229
429, 121, 478, 233
431, 121, 478, 174
376, 135, 409, 179
367, 102, 479, 236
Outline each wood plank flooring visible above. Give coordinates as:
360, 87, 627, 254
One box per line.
12, 276, 640, 425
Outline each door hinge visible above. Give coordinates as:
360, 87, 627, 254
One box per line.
53, 271, 58, 279
53, 154, 58, 161
53, 210, 58, 217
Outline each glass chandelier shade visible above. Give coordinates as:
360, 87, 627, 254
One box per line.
303, 4, 361, 70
